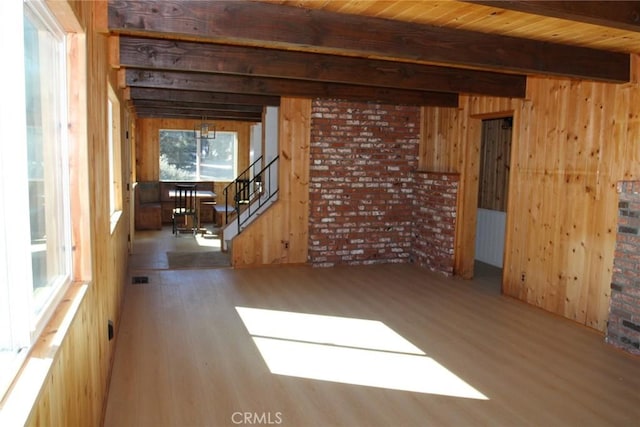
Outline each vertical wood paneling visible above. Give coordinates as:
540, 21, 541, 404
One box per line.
420, 60, 640, 331
456, 109, 482, 278
231, 97, 310, 267
478, 118, 511, 211
135, 118, 159, 181
419, 107, 460, 172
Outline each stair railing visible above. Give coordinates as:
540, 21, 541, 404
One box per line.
222, 156, 279, 231
223, 156, 262, 223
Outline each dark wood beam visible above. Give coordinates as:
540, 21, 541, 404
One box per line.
125, 69, 459, 107
472, 1, 640, 33
108, 0, 630, 82
133, 107, 262, 121
132, 100, 264, 113
128, 87, 280, 106
118, 36, 527, 98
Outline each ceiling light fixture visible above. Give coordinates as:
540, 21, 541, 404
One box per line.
194, 116, 216, 140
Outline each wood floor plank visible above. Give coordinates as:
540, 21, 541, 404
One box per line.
104, 260, 640, 427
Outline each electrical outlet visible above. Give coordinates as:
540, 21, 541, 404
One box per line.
108, 320, 114, 341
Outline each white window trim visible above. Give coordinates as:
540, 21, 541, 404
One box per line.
24, 0, 74, 341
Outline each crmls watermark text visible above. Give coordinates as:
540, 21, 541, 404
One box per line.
231, 411, 283, 425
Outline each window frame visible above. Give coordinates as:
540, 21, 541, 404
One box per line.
159, 129, 239, 182
24, 0, 73, 330
0, 0, 89, 403
108, 83, 123, 232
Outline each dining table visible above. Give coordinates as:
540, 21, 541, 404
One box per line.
168, 189, 216, 233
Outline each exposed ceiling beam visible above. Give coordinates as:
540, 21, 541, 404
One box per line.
108, 0, 630, 83
125, 69, 459, 107
133, 100, 264, 114
127, 87, 280, 106
471, 1, 640, 33
118, 36, 527, 98
134, 108, 262, 121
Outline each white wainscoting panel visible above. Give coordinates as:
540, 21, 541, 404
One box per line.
475, 208, 505, 268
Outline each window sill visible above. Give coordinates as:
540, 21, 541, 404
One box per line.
0, 281, 89, 425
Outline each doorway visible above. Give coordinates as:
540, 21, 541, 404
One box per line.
474, 117, 512, 286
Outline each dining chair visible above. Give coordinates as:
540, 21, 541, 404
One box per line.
172, 184, 198, 235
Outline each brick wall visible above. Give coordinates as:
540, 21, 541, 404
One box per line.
412, 172, 459, 276
308, 99, 458, 274
309, 100, 419, 267
607, 181, 640, 355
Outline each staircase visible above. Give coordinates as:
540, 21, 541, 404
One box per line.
221, 156, 279, 251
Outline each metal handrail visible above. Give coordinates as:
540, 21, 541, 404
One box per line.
236, 156, 279, 232
223, 156, 262, 223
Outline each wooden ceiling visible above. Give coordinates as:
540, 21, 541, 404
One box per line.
108, 0, 639, 121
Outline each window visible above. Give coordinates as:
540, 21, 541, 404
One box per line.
159, 130, 238, 181
23, 0, 72, 322
108, 84, 122, 223
0, 0, 73, 398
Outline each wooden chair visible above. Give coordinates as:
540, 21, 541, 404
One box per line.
172, 184, 198, 235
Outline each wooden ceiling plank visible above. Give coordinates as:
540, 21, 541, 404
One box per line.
275, 0, 640, 55
472, 1, 640, 33
108, 0, 630, 82
118, 36, 527, 98
125, 69, 459, 107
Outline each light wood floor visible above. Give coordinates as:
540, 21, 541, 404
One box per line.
129, 226, 229, 270
104, 244, 640, 426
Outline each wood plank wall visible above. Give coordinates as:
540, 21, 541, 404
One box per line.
420, 59, 640, 331
478, 118, 511, 212
25, 0, 131, 425
231, 97, 311, 267
135, 118, 252, 201
419, 106, 461, 172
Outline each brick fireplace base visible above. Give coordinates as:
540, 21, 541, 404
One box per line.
607, 181, 640, 355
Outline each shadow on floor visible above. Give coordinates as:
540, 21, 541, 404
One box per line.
129, 225, 230, 271
473, 260, 502, 295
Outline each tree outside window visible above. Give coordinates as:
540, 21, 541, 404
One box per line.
159, 130, 237, 181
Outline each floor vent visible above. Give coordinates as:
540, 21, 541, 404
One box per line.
132, 276, 149, 284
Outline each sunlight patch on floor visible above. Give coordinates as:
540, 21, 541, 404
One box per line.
236, 307, 423, 354
236, 307, 488, 400
194, 232, 221, 248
